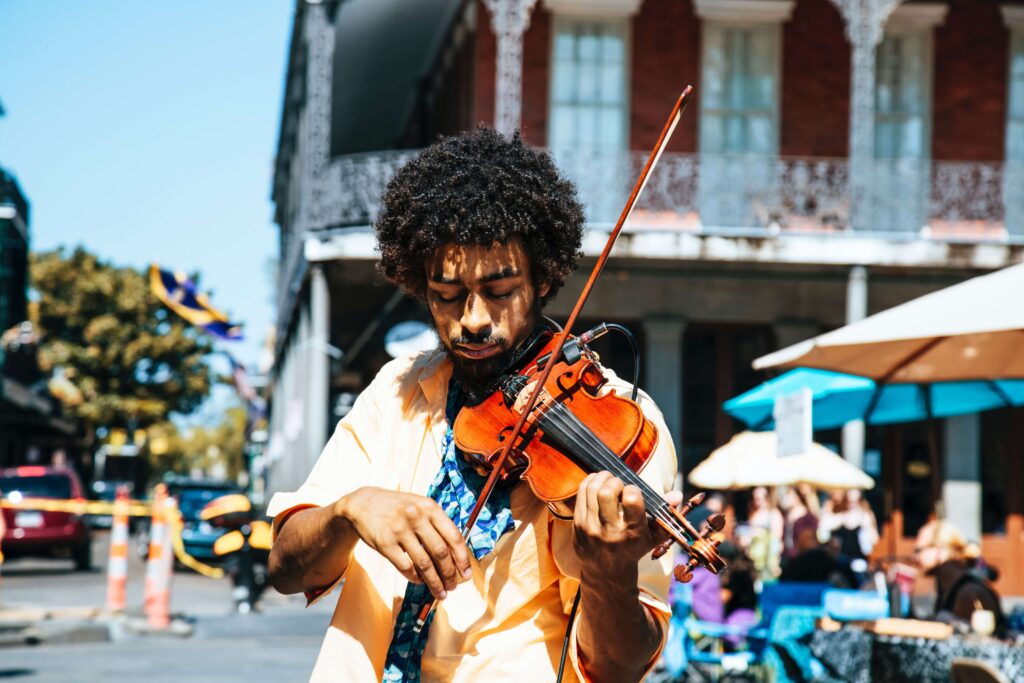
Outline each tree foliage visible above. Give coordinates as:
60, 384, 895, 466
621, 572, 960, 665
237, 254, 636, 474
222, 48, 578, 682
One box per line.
31, 247, 212, 438
147, 406, 247, 481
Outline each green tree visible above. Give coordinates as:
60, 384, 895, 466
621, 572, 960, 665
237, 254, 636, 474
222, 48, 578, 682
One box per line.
31, 247, 213, 442
148, 406, 247, 481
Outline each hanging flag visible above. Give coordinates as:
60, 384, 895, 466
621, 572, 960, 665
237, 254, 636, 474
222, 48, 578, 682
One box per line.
149, 264, 243, 341
225, 353, 257, 403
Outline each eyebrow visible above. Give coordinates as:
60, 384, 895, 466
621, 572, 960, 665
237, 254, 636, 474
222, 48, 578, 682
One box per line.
429, 267, 521, 285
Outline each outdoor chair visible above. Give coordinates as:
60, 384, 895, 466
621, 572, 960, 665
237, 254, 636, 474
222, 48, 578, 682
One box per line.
759, 605, 830, 683
660, 578, 767, 682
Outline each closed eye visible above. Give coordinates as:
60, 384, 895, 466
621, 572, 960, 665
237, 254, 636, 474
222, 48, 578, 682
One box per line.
432, 289, 463, 304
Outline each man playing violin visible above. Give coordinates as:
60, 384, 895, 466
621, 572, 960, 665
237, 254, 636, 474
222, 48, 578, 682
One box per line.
268, 128, 682, 683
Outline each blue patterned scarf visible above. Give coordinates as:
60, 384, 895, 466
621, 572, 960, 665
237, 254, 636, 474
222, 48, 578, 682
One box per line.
381, 380, 516, 682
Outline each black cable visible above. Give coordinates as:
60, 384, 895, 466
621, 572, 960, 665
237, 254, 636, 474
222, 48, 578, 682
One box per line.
555, 322, 641, 683
555, 587, 583, 682
604, 323, 641, 402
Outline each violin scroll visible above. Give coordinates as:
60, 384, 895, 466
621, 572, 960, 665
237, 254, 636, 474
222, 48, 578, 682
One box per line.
672, 514, 727, 583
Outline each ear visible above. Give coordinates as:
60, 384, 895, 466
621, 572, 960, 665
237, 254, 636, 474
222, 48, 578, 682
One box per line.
538, 281, 551, 299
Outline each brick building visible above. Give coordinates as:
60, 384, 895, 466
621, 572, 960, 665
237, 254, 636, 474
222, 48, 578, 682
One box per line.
267, 0, 1024, 593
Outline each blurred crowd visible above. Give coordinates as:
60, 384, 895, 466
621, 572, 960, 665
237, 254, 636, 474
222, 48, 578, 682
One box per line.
682, 485, 1013, 639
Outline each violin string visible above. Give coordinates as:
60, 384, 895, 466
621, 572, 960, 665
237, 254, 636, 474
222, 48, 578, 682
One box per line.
539, 405, 676, 524
542, 404, 668, 507
538, 404, 689, 539
538, 405, 662, 509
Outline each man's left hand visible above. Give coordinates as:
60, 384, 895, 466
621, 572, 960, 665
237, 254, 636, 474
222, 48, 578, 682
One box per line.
572, 471, 684, 580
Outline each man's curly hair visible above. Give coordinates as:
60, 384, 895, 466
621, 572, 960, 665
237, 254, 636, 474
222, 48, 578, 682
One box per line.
375, 128, 584, 304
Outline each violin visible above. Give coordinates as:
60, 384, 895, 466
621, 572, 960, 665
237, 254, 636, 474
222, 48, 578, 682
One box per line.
453, 323, 726, 582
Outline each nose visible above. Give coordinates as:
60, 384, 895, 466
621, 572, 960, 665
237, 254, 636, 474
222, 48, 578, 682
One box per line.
459, 293, 492, 340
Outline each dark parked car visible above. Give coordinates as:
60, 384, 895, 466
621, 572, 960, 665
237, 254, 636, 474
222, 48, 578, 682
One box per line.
87, 480, 139, 532
0, 466, 92, 570
167, 479, 242, 564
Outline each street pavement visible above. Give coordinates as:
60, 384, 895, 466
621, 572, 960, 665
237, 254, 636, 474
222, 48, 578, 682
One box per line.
1, 530, 334, 682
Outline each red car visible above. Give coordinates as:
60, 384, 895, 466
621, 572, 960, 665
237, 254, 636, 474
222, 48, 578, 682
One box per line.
0, 466, 92, 570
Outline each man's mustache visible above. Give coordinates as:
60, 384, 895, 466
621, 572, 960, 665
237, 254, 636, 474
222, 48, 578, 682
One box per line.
450, 332, 508, 347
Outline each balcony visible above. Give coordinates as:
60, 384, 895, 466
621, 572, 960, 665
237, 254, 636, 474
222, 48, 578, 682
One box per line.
311, 150, 1024, 244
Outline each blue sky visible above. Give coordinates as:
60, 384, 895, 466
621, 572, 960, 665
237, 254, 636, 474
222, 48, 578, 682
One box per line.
0, 1, 293, 374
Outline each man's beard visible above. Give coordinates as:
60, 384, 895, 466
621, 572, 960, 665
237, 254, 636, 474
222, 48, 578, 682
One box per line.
440, 301, 541, 406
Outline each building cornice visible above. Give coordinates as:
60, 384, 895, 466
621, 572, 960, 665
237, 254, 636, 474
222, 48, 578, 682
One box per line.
692, 0, 795, 23
884, 3, 948, 33
1003, 5, 1024, 32
543, 0, 642, 18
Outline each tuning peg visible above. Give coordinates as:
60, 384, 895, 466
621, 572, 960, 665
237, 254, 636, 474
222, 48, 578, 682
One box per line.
673, 558, 699, 583
677, 492, 704, 517
651, 539, 673, 560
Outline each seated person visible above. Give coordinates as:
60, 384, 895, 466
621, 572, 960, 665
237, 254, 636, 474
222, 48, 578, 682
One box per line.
914, 519, 1006, 637
780, 527, 856, 587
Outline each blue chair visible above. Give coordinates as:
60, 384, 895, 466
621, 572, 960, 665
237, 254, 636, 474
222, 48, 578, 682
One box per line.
662, 581, 766, 682
761, 605, 828, 683
757, 582, 831, 627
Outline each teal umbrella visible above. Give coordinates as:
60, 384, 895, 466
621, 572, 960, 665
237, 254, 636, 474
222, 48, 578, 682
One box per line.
724, 368, 1024, 431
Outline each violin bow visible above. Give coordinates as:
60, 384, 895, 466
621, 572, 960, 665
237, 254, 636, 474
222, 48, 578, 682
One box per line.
460, 86, 693, 539
412, 87, 693, 634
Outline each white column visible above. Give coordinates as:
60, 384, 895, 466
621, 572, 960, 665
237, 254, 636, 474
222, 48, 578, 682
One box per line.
842, 266, 869, 469
644, 316, 687, 465
306, 265, 332, 470
829, 0, 902, 231
483, 0, 540, 135
942, 414, 982, 540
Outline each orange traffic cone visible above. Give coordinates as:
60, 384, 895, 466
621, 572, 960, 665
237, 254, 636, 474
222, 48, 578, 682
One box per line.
144, 484, 172, 628
106, 484, 130, 612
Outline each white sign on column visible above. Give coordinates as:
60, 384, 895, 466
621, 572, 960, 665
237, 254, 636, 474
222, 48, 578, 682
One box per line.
774, 388, 813, 458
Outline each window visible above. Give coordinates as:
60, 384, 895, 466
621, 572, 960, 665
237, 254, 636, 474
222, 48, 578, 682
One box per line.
1006, 33, 1024, 162
1006, 32, 1024, 235
875, 33, 929, 159
549, 19, 628, 151
700, 24, 779, 156
872, 30, 932, 232
698, 23, 780, 228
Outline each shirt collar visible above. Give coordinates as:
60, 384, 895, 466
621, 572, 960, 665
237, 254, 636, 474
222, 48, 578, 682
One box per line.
417, 349, 453, 418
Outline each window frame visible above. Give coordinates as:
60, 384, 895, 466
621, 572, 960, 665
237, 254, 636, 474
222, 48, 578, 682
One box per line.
698, 19, 783, 156
1006, 30, 1024, 163
547, 14, 632, 152
874, 26, 934, 161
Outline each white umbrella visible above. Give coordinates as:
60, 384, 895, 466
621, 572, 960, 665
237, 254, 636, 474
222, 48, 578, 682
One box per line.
688, 431, 873, 491
784, 448, 875, 491
753, 263, 1024, 382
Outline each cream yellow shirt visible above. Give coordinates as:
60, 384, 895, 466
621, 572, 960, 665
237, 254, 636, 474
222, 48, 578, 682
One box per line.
267, 350, 677, 683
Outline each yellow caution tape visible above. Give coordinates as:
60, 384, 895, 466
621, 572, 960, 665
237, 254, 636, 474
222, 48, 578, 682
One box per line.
1, 496, 226, 580
164, 503, 225, 579
1, 497, 152, 517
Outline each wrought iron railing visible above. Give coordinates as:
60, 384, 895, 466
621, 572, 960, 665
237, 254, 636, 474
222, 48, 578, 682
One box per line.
315, 150, 1023, 241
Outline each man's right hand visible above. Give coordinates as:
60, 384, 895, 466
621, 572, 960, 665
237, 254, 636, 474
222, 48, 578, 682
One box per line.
337, 487, 473, 600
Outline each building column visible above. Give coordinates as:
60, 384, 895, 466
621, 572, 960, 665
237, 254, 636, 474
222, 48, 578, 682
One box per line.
842, 266, 869, 469
829, 0, 902, 231
306, 265, 332, 469
644, 316, 687, 467
943, 414, 981, 541
482, 0, 539, 135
